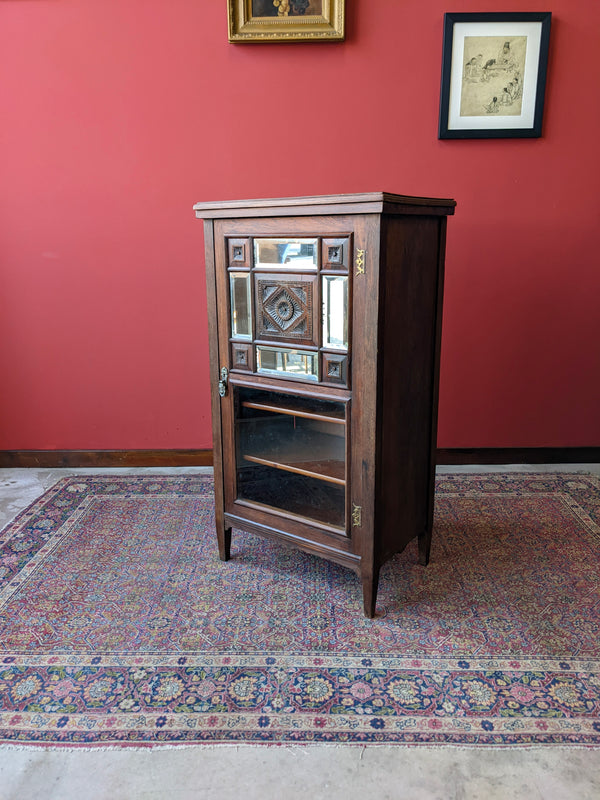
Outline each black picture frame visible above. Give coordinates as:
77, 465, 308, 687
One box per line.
438, 12, 552, 139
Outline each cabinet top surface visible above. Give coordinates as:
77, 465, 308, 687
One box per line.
193, 192, 456, 219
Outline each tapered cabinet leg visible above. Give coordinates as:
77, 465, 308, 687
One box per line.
361, 565, 380, 619
217, 524, 232, 561
418, 528, 432, 566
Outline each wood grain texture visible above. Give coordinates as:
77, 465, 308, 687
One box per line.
194, 193, 456, 220
375, 214, 445, 569
203, 219, 231, 561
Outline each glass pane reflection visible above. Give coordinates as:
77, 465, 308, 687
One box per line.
254, 238, 318, 270
322, 275, 348, 350
256, 346, 318, 381
230, 273, 252, 339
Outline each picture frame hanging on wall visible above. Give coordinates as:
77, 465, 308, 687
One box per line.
438, 12, 552, 139
228, 1, 345, 43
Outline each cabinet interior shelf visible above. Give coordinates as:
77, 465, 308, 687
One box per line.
241, 430, 345, 485
241, 400, 345, 425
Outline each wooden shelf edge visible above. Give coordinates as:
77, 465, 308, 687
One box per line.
242, 400, 345, 424
243, 454, 346, 485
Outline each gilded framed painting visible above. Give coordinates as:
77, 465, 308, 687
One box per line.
228, 0, 345, 43
438, 12, 551, 138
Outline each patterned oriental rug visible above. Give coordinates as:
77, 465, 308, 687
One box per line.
0, 474, 599, 748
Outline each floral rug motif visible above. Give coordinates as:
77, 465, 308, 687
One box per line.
0, 473, 599, 746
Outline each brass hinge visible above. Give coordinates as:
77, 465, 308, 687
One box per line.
355, 249, 365, 276
352, 503, 362, 527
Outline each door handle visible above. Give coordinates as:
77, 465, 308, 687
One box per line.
218, 367, 228, 398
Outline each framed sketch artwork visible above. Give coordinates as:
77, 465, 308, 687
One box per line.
439, 12, 552, 138
228, 1, 345, 43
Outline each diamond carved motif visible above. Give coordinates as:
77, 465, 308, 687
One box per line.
257, 278, 314, 342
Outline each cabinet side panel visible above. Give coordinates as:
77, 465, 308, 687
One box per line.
349, 214, 381, 567
376, 215, 446, 563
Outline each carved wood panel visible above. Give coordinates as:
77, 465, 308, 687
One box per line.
255, 274, 318, 346
227, 238, 250, 268
322, 237, 350, 270
322, 352, 348, 386
230, 342, 254, 372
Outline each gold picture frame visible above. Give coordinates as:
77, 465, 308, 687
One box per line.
228, 1, 345, 43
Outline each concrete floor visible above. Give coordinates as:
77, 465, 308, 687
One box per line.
1, 466, 599, 800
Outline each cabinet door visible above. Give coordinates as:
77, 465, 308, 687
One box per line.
233, 384, 348, 530
213, 219, 354, 539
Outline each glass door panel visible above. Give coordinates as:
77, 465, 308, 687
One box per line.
234, 386, 347, 529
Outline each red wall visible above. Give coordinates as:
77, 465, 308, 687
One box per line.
1, 1, 599, 450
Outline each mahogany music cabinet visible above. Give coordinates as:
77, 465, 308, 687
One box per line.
194, 193, 456, 616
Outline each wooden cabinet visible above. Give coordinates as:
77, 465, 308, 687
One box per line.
194, 193, 456, 617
